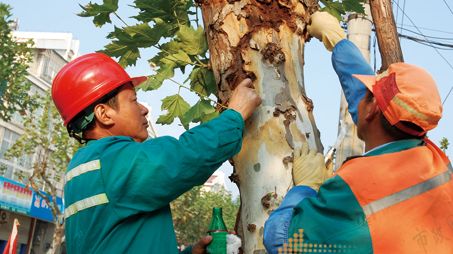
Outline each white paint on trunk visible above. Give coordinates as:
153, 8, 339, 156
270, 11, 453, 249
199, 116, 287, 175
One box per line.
236, 25, 321, 253
200, 1, 320, 252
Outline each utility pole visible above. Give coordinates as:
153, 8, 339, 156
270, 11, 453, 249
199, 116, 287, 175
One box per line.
370, 0, 404, 70
334, 2, 372, 169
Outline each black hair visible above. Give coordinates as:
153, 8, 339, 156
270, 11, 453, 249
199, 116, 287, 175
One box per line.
67, 84, 125, 144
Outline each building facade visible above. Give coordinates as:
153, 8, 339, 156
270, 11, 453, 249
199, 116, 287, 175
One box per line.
0, 31, 79, 254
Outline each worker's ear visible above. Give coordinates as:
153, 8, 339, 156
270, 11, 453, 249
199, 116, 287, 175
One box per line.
364, 97, 380, 122
93, 104, 115, 126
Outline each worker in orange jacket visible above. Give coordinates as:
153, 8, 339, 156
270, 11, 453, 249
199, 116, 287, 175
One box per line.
264, 11, 453, 254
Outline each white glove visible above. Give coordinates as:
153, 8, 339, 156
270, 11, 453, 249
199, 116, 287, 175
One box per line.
227, 234, 241, 254
293, 143, 333, 191
307, 11, 346, 51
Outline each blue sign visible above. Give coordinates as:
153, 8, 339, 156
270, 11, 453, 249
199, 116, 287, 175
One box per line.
30, 191, 64, 222
0, 176, 64, 222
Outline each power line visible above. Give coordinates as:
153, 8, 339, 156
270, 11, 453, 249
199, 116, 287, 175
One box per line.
395, 0, 400, 25
392, 0, 453, 72
400, 0, 407, 34
396, 24, 453, 36
443, 86, 453, 106
399, 33, 453, 50
398, 26, 453, 41
441, 0, 453, 17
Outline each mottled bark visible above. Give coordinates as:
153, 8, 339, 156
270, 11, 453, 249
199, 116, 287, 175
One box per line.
198, 0, 321, 252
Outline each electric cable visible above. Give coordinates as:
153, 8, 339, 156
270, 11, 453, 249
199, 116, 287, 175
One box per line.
392, 0, 453, 72
441, 0, 453, 17
443, 86, 453, 106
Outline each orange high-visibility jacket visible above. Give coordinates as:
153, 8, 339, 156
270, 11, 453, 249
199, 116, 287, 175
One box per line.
289, 139, 453, 253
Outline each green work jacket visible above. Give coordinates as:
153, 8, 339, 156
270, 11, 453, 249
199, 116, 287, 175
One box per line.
63, 109, 244, 254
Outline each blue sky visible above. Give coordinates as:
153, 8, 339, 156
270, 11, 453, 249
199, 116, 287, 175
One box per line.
4, 0, 453, 195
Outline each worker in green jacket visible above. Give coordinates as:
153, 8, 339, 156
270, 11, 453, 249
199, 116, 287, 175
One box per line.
51, 53, 261, 253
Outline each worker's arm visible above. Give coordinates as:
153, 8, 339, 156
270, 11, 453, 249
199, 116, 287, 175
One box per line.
264, 175, 372, 254
104, 79, 260, 213
332, 40, 374, 123
264, 144, 332, 253
263, 186, 317, 254
307, 11, 375, 123
104, 109, 245, 213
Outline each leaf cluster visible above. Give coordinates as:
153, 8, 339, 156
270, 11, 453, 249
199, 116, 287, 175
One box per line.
80, 0, 219, 128
170, 186, 239, 245
0, 3, 38, 121
5, 93, 80, 212
80, 0, 366, 128
440, 137, 450, 152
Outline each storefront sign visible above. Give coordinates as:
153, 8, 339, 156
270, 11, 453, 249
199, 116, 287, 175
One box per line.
0, 176, 63, 222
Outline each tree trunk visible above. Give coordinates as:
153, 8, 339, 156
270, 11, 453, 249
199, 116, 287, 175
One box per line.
198, 1, 320, 252
334, 3, 372, 169
51, 221, 64, 254
369, 0, 403, 70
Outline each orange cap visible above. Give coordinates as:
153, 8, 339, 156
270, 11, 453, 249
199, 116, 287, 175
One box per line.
352, 63, 442, 136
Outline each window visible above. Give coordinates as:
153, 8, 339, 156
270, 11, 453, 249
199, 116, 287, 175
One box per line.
0, 129, 19, 159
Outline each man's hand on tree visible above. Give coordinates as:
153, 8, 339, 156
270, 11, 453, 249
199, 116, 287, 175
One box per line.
228, 78, 262, 121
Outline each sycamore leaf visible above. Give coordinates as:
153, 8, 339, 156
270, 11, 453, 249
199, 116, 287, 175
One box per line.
201, 111, 220, 123
133, 0, 191, 28
143, 50, 192, 90
188, 67, 217, 97
123, 19, 173, 48
78, 0, 118, 27
157, 94, 190, 125
321, 4, 343, 21
177, 25, 208, 56
161, 50, 192, 66
141, 62, 176, 91
343, 0, 365, 13
181, 99, 216, 127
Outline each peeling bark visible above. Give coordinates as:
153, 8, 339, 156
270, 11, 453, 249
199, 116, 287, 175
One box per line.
199, 1, 321, 252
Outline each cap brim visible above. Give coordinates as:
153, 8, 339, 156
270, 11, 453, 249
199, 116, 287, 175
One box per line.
131, 76, 147, 87
352, 74, 376, 92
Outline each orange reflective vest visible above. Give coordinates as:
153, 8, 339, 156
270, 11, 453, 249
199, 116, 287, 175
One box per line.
337, 139, 453, 253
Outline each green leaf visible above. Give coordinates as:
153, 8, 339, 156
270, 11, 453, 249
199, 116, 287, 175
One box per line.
176, 25, 208, 56
102, 27, 141, 66
181, 99, 216, 125
321, 4, 343, 21
123, 18, 174, 48
157, 94, 190, 125
201, 111, 220, 123
188, 67, 217, 97
142, 50, 192, 91
141, 62, 176, 91
343, 0, 365, 13
78, 0, 119, 27
133, 0, 191, 29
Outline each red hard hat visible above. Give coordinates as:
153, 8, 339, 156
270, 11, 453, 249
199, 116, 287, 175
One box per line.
52, 53, 146, 126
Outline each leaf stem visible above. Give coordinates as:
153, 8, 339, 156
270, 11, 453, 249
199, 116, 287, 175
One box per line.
113, 12, 129, 27
168, 78, 227, 109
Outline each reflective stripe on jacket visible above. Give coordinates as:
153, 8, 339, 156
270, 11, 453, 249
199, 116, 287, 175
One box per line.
287, 139, 453, 254
337, 138, 453, 253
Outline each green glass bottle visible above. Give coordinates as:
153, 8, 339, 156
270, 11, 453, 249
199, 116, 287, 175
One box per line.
207, 207, 228, 254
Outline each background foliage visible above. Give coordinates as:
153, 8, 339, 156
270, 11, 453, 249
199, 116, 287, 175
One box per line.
0, 3, 37, 121
171, 186, 239, 245
79, 0, 365, 129
6, 93, 80, 218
